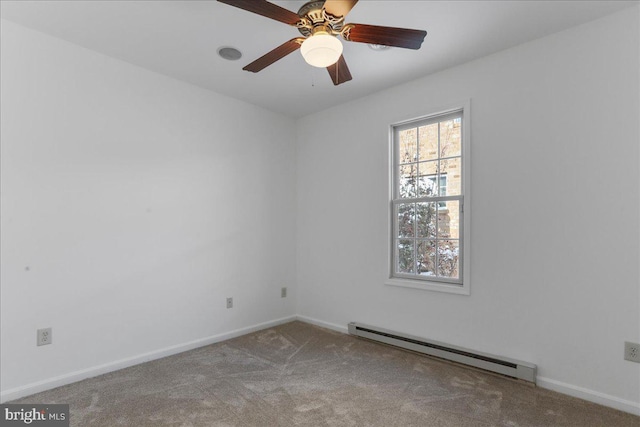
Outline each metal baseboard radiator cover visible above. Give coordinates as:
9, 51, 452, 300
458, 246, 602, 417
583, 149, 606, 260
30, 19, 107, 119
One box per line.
348, 322, 536, 383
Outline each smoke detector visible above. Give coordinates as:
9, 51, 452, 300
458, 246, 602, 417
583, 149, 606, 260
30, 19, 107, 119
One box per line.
217, 47, 242, 61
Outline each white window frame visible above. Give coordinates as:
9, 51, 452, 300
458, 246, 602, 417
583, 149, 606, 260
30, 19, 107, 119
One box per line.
386, 101, 471, 295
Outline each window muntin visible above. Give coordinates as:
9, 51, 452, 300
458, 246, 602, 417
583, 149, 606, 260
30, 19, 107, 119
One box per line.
391, 111, 464, 285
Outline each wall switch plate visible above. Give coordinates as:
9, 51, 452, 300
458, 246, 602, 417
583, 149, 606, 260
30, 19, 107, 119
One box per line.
624, 341, 640, 363
226, 297, 233, 309
281, 287, 287, 298
37, 328, 52, 346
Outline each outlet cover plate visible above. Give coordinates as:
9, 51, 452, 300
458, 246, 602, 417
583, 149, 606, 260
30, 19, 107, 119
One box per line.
226, 297, 233, 309
281, 287, 287, 298
37, 328, 52, 346
624, 341, 640, 363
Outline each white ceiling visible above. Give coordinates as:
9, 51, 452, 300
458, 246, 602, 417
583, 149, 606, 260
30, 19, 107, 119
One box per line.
1, 0, 637, 117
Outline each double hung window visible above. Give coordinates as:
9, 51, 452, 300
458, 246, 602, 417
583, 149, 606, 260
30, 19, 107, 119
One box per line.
389, 107, 469, 293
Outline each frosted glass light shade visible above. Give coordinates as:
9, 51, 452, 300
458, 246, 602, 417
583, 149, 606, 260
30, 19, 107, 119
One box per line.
300, 34, 343, 68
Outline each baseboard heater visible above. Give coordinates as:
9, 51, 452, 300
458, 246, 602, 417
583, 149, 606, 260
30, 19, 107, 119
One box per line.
348, 322, 536, 383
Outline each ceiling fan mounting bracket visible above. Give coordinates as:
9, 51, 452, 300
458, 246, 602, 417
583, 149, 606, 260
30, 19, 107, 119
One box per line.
296, 1, 344, 38
341, 24, 355, 41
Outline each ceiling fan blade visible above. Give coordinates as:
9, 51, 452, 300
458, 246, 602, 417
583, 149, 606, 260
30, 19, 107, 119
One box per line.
217, 0, 301, 25
323, 0, 359, 19
343, 24, 427, 50
327, 55, 352, 86
243, 38, 304, 73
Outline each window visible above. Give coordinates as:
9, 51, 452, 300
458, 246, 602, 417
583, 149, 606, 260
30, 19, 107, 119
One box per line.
388, 105, 470, 294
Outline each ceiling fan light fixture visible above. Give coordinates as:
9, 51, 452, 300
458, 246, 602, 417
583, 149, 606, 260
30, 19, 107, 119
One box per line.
300, 33, 343, 68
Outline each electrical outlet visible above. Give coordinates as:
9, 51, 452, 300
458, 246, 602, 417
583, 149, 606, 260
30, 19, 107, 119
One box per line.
625, 341, 640, 363
226, 297, 233, 309
37, 328, 52, 346
281, 287, 287, 298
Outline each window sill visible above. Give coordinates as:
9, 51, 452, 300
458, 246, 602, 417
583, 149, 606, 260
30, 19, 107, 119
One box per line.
385, 278, 469, 295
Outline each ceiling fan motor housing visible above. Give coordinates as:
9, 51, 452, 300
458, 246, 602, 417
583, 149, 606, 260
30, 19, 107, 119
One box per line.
296, 1, 344, 38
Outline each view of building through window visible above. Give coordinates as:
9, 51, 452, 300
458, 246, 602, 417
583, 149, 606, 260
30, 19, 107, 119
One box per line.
393, 113, 463, 283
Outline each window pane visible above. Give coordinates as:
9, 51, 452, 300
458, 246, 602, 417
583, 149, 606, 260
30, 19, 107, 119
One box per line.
440, 157, 461, 196
418, 123, 438, 161
397, 239, 414, 274
416, 202, 437, 239
397, 203, 415, 238
440, 118, 461, 158
438, 200, 460, 239
398, 164, 417, 198
437, 240, 459, 279
417, 240, 436, 276
417, 161, 438, 197
399, 128, 418, 164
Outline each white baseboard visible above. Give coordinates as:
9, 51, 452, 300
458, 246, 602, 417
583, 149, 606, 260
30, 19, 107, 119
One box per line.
0, 315, 296, 403
295, 315, 349, 334
537, 376, 640, 416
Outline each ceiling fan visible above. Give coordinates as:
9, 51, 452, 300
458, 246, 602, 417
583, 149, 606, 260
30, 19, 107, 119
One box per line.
217, 0, 427, 86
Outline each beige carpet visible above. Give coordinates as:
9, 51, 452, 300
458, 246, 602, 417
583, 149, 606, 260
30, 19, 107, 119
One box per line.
10, 321, 639, 426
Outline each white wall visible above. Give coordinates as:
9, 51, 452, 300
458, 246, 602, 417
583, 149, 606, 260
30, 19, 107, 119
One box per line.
0, 20, 297, 397
296, 7, 640, 412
